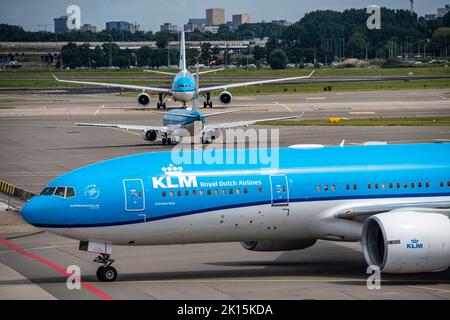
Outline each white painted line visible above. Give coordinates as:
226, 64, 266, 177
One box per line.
306, 97, 326, 100
276, 101, 294, 113
409, 286, 450, 293
111, 127, 141, 136
349, 111, 376, 115
93, 105, 105, 116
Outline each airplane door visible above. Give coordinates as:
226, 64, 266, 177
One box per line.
123, 179, 145, 212
269, 175, 289, 206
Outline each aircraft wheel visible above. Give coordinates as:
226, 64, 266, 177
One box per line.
203, 102, 207, 108
167, 138, 172, 145
162, 103, 166, 109
162, 138, 167, 145
156, 103, 161, 109
209, 102, 213, 108
97, 266, 117, 282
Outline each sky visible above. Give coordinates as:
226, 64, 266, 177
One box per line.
0, 0, 449, 32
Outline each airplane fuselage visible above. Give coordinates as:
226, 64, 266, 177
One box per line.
171, 70, 196, 102
21, 143, 450, 246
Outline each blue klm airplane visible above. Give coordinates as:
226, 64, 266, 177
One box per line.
53, 31, 314, 109
21, 143, 450, 281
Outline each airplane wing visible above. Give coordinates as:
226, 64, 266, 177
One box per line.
203, 112, 304, 131
75, 122, 169, 133
52, 74, 171, 93
198, 70, 314, 93
195, 68, 226, 75
143, 70, 177, 76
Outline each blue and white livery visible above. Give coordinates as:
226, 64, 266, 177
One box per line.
53, 31, 314, 109
21, 143, 450, 281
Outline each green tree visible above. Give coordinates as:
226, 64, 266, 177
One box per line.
347, 32, 368, 59
154, 32, 170, 49
432, 27, 450, 54
267, 49, 287, 69
252, 45, 266, 62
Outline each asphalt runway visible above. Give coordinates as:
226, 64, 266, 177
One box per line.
0, 89, 450, 300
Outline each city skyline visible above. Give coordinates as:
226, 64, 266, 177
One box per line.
0, 0, 449, 32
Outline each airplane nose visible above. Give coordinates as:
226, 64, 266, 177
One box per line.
21, 197, 43, 227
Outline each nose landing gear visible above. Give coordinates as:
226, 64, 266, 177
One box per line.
94, 253, 117, 282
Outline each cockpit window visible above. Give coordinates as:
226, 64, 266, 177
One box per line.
40, 187, 56, 196
54, 187, 66, 198
40, 186, 76, 198
66, 187, 75, 198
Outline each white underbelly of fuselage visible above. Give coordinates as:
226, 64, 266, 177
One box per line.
45, 196, 450, 246
173, 91, 195, 102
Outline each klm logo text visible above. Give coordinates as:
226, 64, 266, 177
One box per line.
152, 176, 197, 189
406, 238, 423, 249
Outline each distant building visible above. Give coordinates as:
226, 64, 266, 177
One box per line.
232, 14, 251, 29
106, 21, 131, 32
81, 24, 97, 32
426, 4, 450, 20
206, 8, 225, 26
184, 18, 206, 32
129, 22, 141, 33
437, 4, 450, 17
160, 23, 178, 33
204, 25, 220, 34
54, 16, 69, 34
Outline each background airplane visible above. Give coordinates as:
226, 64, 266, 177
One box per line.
21, 143, 450, 281
74, 67, 304, 144
53, 31, 314, 109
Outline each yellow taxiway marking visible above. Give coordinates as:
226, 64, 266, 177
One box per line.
349, 111, 376, 115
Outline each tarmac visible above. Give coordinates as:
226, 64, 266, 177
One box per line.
0, 88, 450, 299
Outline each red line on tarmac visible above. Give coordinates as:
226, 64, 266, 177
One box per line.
0, 237, 113, 300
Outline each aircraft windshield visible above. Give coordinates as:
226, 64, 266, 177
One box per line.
40, 187, 56, 195
39, 186, 76, 198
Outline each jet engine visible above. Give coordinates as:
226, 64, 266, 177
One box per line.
362, 211, 450, 273
202, 128, 221, 143
137, 92, 151, 107
142, 130, 157, 141
219, 91, 232, 104
241, 239, 317, 252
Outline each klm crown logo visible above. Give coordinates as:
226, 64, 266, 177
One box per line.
152, 164, 197, 189
406, 238, 424, 249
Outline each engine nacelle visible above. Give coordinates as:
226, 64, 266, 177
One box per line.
241, 239, 317, 252
142, 130, 157, 141
219, 91, 232, 104
202, 128, 221, 143
137, 92, 151, 107
362, 211, 450, 273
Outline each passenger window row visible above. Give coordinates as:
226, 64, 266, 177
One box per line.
40, 186, 76, 198
316, 181, 438, 192
161, 187, 263, 197
439, 181, 450, 187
